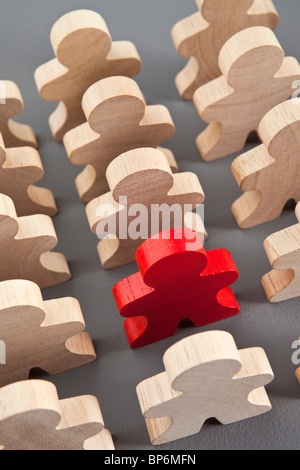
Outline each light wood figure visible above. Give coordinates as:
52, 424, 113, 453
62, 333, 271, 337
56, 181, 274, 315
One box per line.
0, 380, 115, 450
262, 203, 300, 303
35, 10, 142, 141
0, 193, 70, 289
193, 27, 300, 161
137, 330, 274, 445
0, 133, 56, 216
86, 147, 205, 270
0, 280, 96, 387
172, 0, 279, 100
64, 76, 178, 203
0, 80, 37, 148
232, 101, 300, 229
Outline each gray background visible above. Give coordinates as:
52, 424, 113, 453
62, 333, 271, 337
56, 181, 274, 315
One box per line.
0, 0, 299, 450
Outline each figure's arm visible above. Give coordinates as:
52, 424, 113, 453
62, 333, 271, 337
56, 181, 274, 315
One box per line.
63, 123, 100, 166
35, 59, 69, 101
113, 272, 154, 318
235, 347, 274, 391
86, 192, 121, 235
168, 172, 205, 208
249, 0, 279, 29
231, 144, 274, 192
107, 41, 142, 76
193, 76, 234, 122
137, 372, 181, 420
141, 106, 175, 143
171, 11, 209, 58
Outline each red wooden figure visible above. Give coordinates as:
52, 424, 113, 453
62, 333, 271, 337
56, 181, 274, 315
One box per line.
113, 228, 239, 348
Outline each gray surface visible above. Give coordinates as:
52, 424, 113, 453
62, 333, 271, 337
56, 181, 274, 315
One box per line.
0, 0, 299, 451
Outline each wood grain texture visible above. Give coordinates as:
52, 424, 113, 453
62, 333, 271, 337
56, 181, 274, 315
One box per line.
63, 76, 177, 203
0, 133, 56, 216
193, 26, 300, 161
86, 147, 205, 270
172, 0, 279, 100
0, 193, 70, 289
232, 101, 300, 229
35, 10, 142, 141
0, 80, 37, 148
0, 280, 96, 387
113, 228, 239, 348
0, 380, 114, 450
262, 203, 300, 302
137, 330, 274, 445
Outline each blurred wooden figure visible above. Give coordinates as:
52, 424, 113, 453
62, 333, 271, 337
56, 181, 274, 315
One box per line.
172, 0, 279, 100
0, 279, 96, 387
193, 27, 300, 161
0, 380, 114, 450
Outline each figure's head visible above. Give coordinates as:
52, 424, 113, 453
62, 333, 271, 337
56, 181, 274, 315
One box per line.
107, 148, 174, 206
51, 10, 111, 68
136, 228, 207, 288
258, 101, 300, 162
164, 331, 242, 393
201, 0, 253, 23
219, 27, 284, 89
82, 77, 146, 134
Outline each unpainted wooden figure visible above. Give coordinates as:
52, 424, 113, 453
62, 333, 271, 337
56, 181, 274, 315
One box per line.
137, 331, 274, 445
35, 10, 142, 141
172, 0, 279, 100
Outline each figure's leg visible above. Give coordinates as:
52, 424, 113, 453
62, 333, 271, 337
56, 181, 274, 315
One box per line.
196, 123, 249, 162
232, 191, 286, 229
189, 287, 239, 327
124, 316, 179, 348
76, 165, 110, 203
49, 101, 85, 142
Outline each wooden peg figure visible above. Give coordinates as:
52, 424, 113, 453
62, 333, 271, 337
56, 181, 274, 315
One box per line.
0, 280, 96, 387
113, 228, 239, 348
262, 203, 300, 303
35, 10, 142, 141
86, 147, 205, 270
232, 101, 300, 229
0, 133, 57, 216
0, 193, 70, 289
193, 27, 300, 161
137, 331, 274, 445
0, 380, 115, 450
64, 76, 177, 203
172, 0, 279, 100
0, 80, 37, 148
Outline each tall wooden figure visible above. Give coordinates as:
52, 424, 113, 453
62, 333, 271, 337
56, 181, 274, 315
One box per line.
193, 27, 300, 161
35, 10, 142, 141
232, 100, 300, 229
